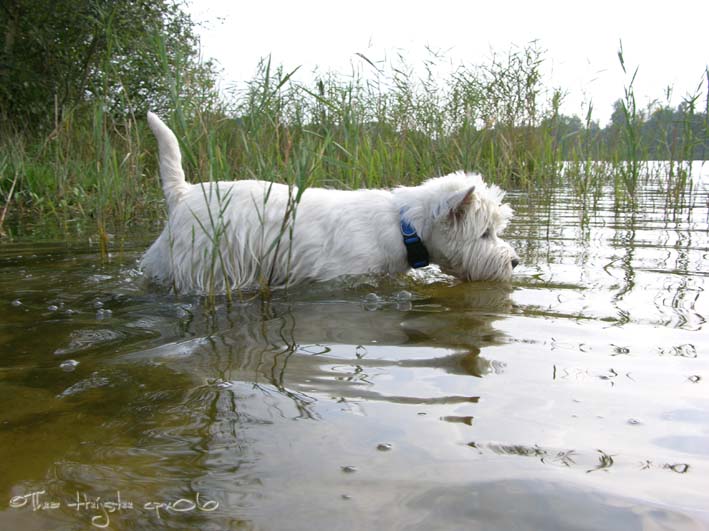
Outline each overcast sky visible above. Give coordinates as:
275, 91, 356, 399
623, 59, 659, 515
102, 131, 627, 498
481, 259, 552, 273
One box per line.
188, 0, 708, 125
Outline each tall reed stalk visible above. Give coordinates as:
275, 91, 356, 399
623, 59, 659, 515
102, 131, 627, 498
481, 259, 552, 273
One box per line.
615, 41, 642, 204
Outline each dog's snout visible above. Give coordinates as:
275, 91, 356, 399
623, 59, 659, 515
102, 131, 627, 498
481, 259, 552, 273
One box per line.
511, 258, 520, 269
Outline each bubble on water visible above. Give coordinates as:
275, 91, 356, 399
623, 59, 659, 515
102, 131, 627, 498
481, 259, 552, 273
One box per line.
93, 300, 104, 309
341, 494, 352, 500
11, 299, 22, 307
395, 290, 412, 301
688, 375, 701, 383
627, 418, 642, 425
60, 359, 79, 371
355, 345, 367, 358
363, 293, 382, 312
396, 301, 413, 312
341, 465, 358, 473
47, 305, 59, 312
377, 443, 393, 451
96, 308, 112, 320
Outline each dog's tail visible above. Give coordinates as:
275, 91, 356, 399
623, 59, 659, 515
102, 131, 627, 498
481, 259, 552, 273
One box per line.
147, 112, 189, 210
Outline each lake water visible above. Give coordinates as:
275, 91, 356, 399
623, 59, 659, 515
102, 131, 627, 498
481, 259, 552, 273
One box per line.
1, 169, 708, 530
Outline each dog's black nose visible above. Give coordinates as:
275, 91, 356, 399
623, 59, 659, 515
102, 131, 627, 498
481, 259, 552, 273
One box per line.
511, 258, 520, 269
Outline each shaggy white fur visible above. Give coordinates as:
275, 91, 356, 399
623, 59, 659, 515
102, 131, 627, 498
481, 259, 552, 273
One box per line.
141, 112, 519, 293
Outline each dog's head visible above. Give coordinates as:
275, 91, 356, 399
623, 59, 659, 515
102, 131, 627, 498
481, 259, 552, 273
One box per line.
421, 173, 519, 281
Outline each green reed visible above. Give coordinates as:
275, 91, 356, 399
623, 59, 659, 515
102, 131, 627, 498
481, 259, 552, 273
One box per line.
1, 41, 706, 241
614, 41, 643, 204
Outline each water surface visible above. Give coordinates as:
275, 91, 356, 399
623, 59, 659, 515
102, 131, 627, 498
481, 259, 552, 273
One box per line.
1, 173, 708, 530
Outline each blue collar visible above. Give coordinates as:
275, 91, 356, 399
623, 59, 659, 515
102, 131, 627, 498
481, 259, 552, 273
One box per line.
399, 209, 429, 268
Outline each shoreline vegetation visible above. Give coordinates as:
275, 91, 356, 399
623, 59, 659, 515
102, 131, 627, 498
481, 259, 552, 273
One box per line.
1, 1, 708, 240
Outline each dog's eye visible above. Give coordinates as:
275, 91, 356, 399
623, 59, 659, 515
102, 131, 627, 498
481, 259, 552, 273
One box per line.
481, 229, 491, 239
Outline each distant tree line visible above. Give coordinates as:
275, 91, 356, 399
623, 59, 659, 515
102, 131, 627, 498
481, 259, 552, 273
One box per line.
545, 99, 709, 161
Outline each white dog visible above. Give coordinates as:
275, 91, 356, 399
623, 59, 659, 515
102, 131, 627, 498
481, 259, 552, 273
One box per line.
141, 112, 519, 293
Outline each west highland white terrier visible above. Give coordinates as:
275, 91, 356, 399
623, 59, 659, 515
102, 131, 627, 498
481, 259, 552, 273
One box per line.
141, 112, 519, 293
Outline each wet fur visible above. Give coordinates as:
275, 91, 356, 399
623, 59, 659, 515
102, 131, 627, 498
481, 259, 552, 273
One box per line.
141, 112, 518, 293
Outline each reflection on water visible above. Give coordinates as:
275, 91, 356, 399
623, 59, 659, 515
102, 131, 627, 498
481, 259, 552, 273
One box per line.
1, 171, 708, 530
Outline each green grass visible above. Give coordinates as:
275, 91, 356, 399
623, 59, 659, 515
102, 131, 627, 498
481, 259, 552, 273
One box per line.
1, 43, 707, 240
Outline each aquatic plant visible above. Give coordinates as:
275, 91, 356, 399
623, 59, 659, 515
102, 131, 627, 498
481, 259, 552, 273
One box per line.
0, 34, 707, 239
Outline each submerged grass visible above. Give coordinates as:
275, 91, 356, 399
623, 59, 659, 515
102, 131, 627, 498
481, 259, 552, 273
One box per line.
1, 42, 707, 243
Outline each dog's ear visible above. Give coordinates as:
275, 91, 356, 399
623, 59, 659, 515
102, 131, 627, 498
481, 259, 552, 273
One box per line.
434, 186, 475, 221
